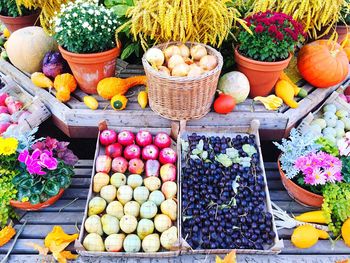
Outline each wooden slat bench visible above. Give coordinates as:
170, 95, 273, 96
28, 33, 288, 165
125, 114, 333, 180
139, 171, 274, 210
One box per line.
1, 160, 349, 263
1, 59, 349, 140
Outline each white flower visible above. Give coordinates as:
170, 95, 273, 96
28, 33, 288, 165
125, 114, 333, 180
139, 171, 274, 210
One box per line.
101, 25, 105, 29
55, 18, 61, 25
108, 28, 111, 32
67, 22, 72, 26
81, 9, 86, 14
82, 21, 89, 28
73, 12, 78, 17
88, 9, 94, 15
88, 26, 93, 31
95, 10, 100, 15
108, 20, 112, 25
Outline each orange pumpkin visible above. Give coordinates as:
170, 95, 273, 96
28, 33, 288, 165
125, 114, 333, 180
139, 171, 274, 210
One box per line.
341, 34, 350, 61
297, 40, 349, 88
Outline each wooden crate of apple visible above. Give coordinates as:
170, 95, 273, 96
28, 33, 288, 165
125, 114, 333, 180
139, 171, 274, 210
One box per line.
80, 129, 180, 255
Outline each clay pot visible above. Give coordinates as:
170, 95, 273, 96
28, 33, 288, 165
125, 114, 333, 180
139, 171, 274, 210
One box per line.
234, 48, 292, 98
0, 12, 40, 33
10, 189, 65, 211
278, 159, 323, 208
336, 25, 350, 43
59, 45, 121, 94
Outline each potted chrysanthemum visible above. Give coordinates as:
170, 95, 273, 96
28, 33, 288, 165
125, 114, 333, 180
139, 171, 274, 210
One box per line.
274, 129, 346, 207
51, 0, 121, 94
0, 0, 39, 32
235, 11, 305, 97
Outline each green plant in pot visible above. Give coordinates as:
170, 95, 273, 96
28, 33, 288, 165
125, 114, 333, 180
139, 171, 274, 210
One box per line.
235, 11, 305, 97
52, 0, 121, 94
0, 0, 39, 32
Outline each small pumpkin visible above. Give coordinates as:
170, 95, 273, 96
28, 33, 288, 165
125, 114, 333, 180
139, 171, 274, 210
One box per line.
275, 80, 298, 108
111, 95, 128, 110
54, 73, 77, 92
297, 40, 349, 88
31, 72, 53, 88
97, 76, 147, 100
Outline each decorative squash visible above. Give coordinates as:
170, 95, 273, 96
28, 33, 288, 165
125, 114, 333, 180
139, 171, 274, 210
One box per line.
54, 73, 77, 102
137, 91, 148, 109
275, 80, 298, 108
0, 225, 16, 247
31, 72, 53, 88
297, 40, 349, 88
6, 27, 57, 73
279, 71, 308, 98
111, 94, 128, 110
341, 34, 350, 61
97, 76, 147, 100
84, 96, 99, 110
217, 71, 250, 104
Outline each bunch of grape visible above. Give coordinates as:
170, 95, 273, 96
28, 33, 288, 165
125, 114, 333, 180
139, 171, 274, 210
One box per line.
181, 133, 275, 250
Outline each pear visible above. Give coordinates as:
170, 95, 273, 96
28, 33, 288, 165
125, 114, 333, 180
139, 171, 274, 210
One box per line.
106, 201, 124, 219
93, 172, 109, 193
142, 233, 160, 252
160, 226, 178, 250
101, 214, 120, 235
85, 215, 103, 236
83, 233, 105, 251
160, 199, 177, 221
137, 218, 154, 240
88, 197, 106, 216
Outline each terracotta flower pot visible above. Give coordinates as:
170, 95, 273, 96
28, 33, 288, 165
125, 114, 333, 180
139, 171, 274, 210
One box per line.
0, 12, 40, 33
234, 48, 292, 98
10, 189, 65, 211
277, 159, 323, 208
59, 45, 121, 94
336, 25, 350, 43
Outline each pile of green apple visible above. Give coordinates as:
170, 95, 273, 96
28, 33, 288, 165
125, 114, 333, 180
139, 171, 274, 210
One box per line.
82, 129, 178, 253
309, 103, 350, 143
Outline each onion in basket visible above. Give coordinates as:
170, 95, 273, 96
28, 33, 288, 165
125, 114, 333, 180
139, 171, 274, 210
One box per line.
190, 44, 207, 60
199, 55, 218, 71
168, 55, 185, 70
172, 63, 190, 77
145, 48, 164, 68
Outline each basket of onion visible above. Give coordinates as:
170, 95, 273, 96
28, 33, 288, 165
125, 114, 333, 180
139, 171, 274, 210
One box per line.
142, 42, 223, 120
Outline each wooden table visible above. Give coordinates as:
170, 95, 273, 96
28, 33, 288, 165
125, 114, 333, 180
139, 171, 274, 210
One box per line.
1, 160, 349, 263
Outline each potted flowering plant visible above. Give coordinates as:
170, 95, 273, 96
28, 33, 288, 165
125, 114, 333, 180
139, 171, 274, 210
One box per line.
235, 11, 305, 97
274, 129, 347, 207
0, 131, 78, 211
0, 0, 39, 32
52, 0, 121, 94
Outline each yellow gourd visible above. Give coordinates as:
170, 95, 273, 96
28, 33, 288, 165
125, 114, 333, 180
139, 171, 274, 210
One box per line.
275, 80, 299, 109
294, 211, 329, 224
97, 76, 147, 100
0, 225, 16, 247
138, 91, 148, 109
54, 74, 77, 103
342, 218, 350, 247
31, 72, 53, 88
84, 96, 99, 110
279, 72, 308, 98
291, 224, 329, 249
111, 94, 128, 110
253, 95, 283, 110
3, 28, 10, 38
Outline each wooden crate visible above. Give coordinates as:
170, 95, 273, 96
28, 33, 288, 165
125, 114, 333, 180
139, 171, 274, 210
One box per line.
0, 59, 348, 139
178, 120, 283, 255
75, 123, 181, 258
0, 72, 51, 134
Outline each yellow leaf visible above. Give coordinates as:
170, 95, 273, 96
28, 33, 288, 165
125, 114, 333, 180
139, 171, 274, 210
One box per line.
223, 250, 236, 263
26, 242, 49, 256
0, 225, 16, 247
216, 255, 224, 263
55, 250, 79, 263
44, 226, 78, 254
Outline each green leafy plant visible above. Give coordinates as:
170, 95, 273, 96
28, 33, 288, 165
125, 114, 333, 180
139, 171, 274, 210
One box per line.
339, 0, 350, 25
315, 137, 339, 157
0, 0, 33, 17
52, 0, 119, 54
341, 157, 350, 183
322, 182, 350, 235
238, 11, 305, 62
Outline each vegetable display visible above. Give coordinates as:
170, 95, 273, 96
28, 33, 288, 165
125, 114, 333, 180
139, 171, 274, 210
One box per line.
145, 44, 218, 78
217, 71, 250, 104
181, 133, 276, 250
83, 129, 178, 253
297, 40, 349, 89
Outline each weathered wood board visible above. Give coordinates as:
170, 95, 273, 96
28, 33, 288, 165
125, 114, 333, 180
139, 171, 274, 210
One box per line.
1, 160, 349, 263
0, 59, 349, 139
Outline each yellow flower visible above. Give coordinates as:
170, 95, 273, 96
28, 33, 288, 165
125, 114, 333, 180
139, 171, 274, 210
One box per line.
0, 137, 18, 156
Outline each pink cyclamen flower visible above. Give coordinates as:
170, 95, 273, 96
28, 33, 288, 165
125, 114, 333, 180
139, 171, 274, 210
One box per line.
27, 159, 46, 175
18, 150, 30, 163
39, 151, 58, 170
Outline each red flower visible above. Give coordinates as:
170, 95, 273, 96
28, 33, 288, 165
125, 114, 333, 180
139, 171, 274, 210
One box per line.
276, 32, 284, 40
268, 25, 277, 34
255, 24, 264, 33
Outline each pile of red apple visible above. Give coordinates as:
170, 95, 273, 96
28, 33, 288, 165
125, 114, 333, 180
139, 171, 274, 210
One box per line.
0, 92, 28, 135
97, 129, 177, 183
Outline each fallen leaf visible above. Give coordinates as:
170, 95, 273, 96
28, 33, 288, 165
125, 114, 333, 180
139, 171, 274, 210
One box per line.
44, 226, 78, 254
223, 250, 236, 263
26, 242, 49, 256
216, 255, 224, 263
0, 225, 16, 247
55, 250, 79, 263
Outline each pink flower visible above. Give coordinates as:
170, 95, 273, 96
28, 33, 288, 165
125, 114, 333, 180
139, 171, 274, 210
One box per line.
27, 160, 46, 175
305, 168, 327, 186
39, 151, 58, 170
18, 150, 30, 163
323, 167, 340, 183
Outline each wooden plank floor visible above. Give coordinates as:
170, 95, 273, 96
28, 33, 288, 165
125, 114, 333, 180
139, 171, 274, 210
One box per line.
1, 160, 349, 262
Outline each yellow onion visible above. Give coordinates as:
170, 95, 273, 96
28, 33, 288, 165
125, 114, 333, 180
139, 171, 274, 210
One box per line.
199, 55, 217, 71
145, 48, 164, 68
163, 45, 181, 61
158, 66, 171, 76
187, 64, 203, 77
172, 63, 190, 77
190, 45, 207, 60
167, 55, 185, 71
178, 44, 190, 58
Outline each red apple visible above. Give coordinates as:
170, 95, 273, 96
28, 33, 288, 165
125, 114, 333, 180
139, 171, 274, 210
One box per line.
160, 163, 176, 182
96, 155, 112, 173
128, 158, 144, 174
0, 122, 10, 134
0, 106, 8, 114
136, 130, 153, 147
124, 144, 141, 160
154, 132, 172, 149
159, 147, 177, 164
0, 93, 9, 107
145, 159, 160, 177
100, 129, 117, 146
142, 144, 159, 160
118, 130, 135, 146
105, 143, 123, 158
112, 157, 128, 173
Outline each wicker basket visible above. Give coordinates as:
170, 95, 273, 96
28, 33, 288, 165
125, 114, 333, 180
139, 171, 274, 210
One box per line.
142, 42, 223, 120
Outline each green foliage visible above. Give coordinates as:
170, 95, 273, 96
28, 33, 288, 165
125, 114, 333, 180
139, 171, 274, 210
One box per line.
322, 183, 350, 235
341, 157, 350, 183
316, 137, 339, 157
0, 0, 33, 17
340, 0, 350, 25
52, 0, 119, 54
12, 161, 74, 204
